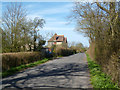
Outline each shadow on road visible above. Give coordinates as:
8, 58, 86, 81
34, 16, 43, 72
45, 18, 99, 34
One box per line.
2, 57, 90, 89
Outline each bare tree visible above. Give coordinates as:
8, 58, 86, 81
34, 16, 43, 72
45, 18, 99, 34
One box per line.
2, 3, 27, 52
31, 17, 45, 51
2, 3, 46, 52
70, 1, 120, 86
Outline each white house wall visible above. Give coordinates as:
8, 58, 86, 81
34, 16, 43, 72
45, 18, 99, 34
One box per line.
56, 42, 62, 45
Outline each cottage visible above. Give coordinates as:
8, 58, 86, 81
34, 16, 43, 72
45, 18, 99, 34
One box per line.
48, 33, 67, 48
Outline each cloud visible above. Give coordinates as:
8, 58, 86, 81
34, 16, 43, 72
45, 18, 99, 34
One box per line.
25, 3, 76, 38
46, 21, 69, 26
36, 4, 73, 15
45, 17, 58, 21
27, 14, 44, 20
26, 3, 73, 18
42, 27, 74, 31
44, 4, 73, 15
25, 4, 36, 9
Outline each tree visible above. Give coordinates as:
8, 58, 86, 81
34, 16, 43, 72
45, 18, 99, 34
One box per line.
2, 3, 46, 52
20, 19, 33, 51
2, 3, 27, 52
31, 17, 45, 51
76, 43, 83, 48
71, 1, 119, 42
36, 39, 46, 51
70, 1, 120, 86
71, 1, 119, 49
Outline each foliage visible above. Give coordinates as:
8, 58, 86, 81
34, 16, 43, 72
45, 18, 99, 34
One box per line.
69, 42, 87, 53
71, 1, 120, 86
51, 45, 57, 57
31, 17, 45, 51
53, 47, 76, 57
2, 52, 45, 72
36, 40, 46, 51
86, 53, 120, 89
2, 3, 45, 53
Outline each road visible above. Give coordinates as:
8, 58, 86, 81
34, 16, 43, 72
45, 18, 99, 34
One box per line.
1, 53, 92, 89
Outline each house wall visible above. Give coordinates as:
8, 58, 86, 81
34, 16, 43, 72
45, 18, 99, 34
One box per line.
48, 41, 67, 48
48, 42, 62, 47
48, 42, 53, 47
56, 42, 62, 45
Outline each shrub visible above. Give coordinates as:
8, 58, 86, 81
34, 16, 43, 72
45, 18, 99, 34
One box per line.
86, 53, 119, 89
54, 47, 76, 56
87, 41, 120, 87
2, 52, 44, 72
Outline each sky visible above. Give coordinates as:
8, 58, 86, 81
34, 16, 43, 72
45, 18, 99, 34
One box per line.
2, 2, 90, 47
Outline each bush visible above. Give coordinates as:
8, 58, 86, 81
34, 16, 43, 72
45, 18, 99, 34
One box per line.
2, 52, 45, 72
45, 52, 53, 58
87, 41, 120, 87
53, 48, 76, 56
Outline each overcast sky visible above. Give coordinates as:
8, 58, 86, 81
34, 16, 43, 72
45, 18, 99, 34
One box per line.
2, 2, 90, 47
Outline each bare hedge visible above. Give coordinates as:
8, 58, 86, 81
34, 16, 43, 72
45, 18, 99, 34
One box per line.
2, 52, 45, 72
87, 42, 120, 87
54, 48, 76, 56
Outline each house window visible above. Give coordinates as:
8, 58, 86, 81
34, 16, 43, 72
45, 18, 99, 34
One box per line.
56, 36, 59, 40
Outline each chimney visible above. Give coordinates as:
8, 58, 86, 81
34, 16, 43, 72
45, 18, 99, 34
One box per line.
55, 33, 57, 35
54, 33, 57, 41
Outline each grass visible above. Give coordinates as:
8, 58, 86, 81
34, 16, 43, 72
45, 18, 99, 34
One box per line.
1, 58, 49, 78
57, 55, 63, 57
86, 53, 120, 89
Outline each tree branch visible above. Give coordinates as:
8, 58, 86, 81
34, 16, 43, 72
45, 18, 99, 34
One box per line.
96, 2, 109, 14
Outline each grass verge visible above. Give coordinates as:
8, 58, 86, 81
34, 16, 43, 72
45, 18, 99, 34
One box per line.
1, 58, 49, 78
86, 53, 120, 89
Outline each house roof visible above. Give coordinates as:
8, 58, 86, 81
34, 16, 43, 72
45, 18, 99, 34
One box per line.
48, 33, 67, 43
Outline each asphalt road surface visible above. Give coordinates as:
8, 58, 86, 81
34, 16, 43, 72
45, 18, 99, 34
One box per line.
1, 53, 92, 89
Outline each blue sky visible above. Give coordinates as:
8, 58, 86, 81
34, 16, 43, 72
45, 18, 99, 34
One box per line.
2, 2, 89, 47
